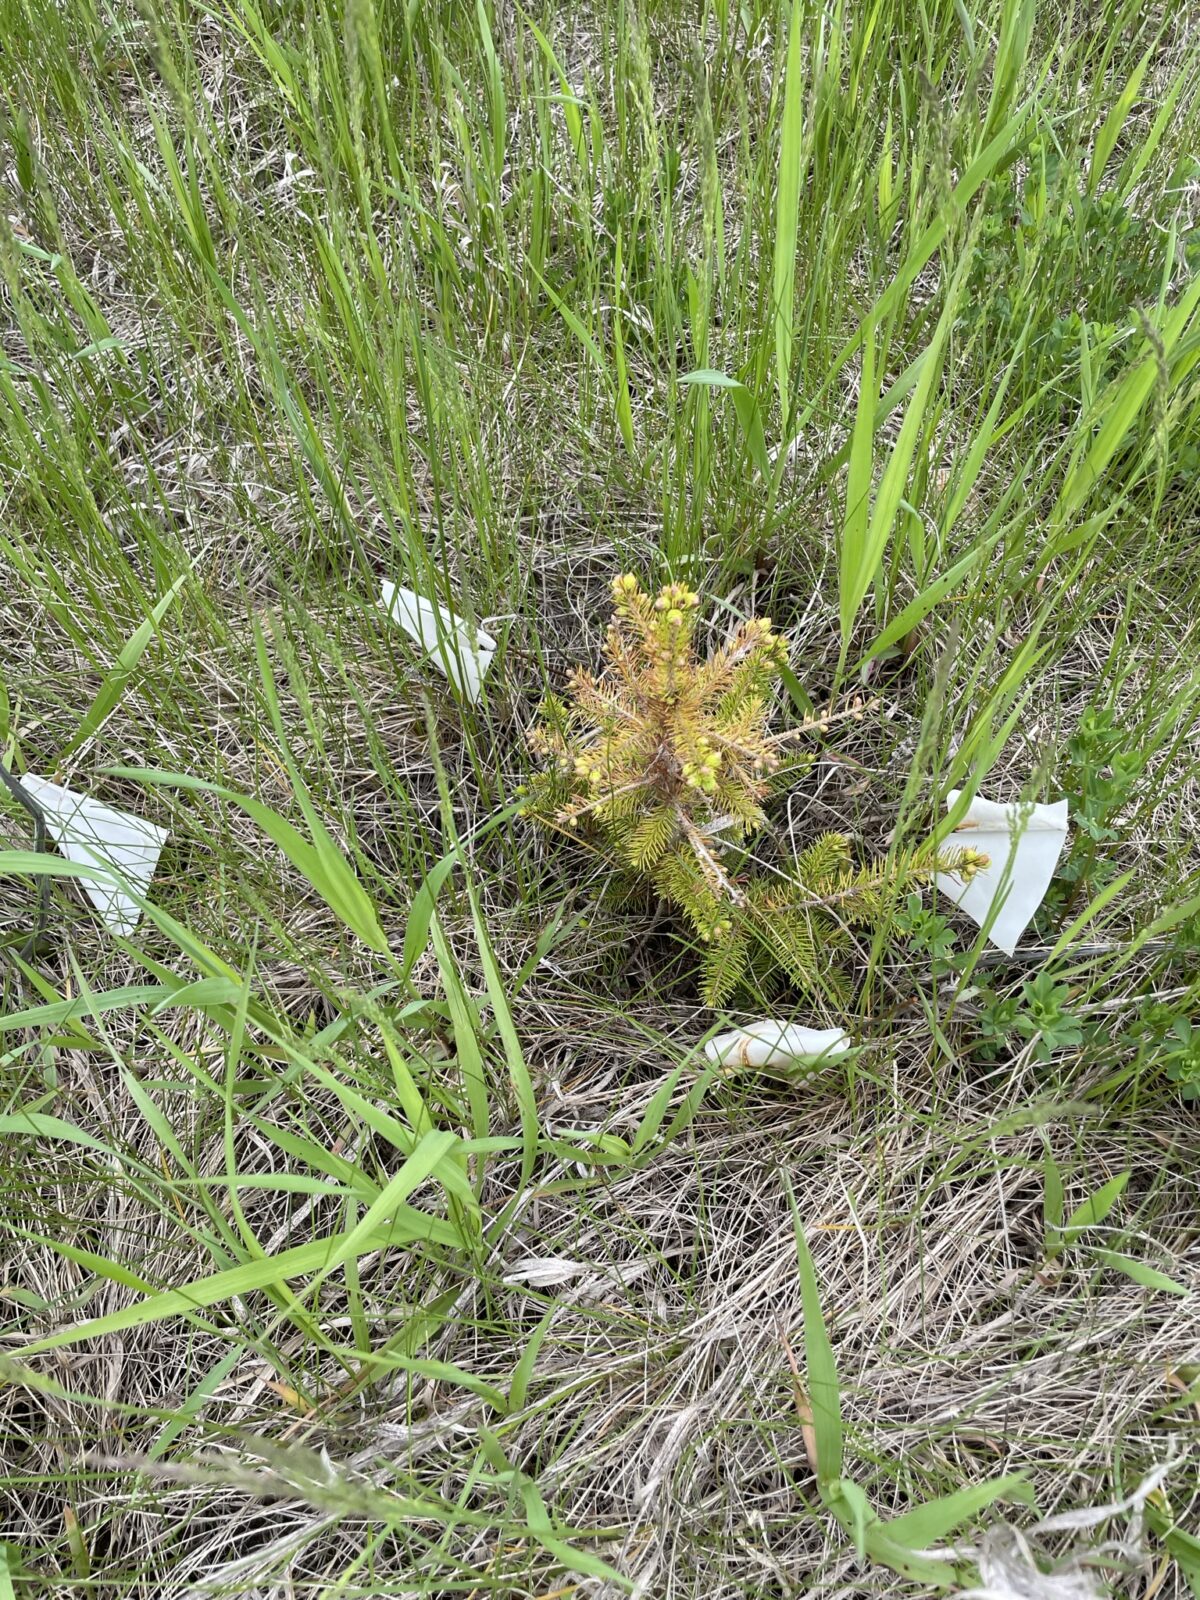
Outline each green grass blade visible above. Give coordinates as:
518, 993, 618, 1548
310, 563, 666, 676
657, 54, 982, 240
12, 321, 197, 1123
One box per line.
680, 368, 770, 478
1124, 61, 1189, 192
1047, 867, 1136, 962
884, 1475, 1035, 1546
302, 1130, 466, 1301
772, 0, 807, 429
1056, 272, 1200, 525
832, 1476, 871, 1557
784, 1175, 843, 1484
1061, 1171, 1130, 1247
1043, 1149, 1065, 1256
1087, 40, 1153, 195
427, 711, 538, 1195
529, 263, 612, 391
0, 1112, 115, 1157
612, 227, 636, 454
20, 1223, 438, 1355
507, 1307, 554, 1412
785, 106, 1032, 452
57, 573, 188, 763
839, 329, 876, 653
1145, 1507, 1200, 1596
111, 767, 389, 953
467, 885, 538, 1192
432, 911, 491, 1149
1089, 1249, 1188, 1296
147, 1346, 244, 1462
839, 277, 959, 672
985, 0, 1034, 138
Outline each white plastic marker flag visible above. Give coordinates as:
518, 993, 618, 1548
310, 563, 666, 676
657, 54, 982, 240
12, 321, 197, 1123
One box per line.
21, 776, 168, 936
705, 1019, 852, 1071
935, 789, 1069, 956
380, 580, 496, 704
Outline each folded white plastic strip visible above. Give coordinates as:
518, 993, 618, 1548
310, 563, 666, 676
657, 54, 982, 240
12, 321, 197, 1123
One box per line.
21, 775, 168, 935
935, 789, 1069, 955
380, 580, 496, 703
704, 1019, 852, 1070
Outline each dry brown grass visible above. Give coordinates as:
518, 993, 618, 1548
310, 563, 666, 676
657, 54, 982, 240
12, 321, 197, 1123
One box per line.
4, 0, 1200, 1594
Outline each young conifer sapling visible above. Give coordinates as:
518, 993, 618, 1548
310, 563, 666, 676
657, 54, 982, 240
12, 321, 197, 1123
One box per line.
524, 575, 987, 1005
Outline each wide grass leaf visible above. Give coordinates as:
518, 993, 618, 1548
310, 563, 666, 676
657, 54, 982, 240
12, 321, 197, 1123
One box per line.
786, 1181, 843, 1484
772, 0, 807, 427
884, 1475, 1035, 1546
1061, 1171, 1129, 1247
21, 1220, 451, 1355
1089, 1249, 1188, 1296
680, 369, 770, 478
111, 767, 389, 953
57, 573, 188, 762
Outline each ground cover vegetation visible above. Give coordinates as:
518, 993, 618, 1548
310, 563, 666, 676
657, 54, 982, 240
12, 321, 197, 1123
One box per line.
1, 0, 1200, 1593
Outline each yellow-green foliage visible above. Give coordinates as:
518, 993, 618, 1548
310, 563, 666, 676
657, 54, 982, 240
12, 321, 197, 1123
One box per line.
700, 832, 976, 1008
526, 576, 987, 1005
526, 573, 790, 923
